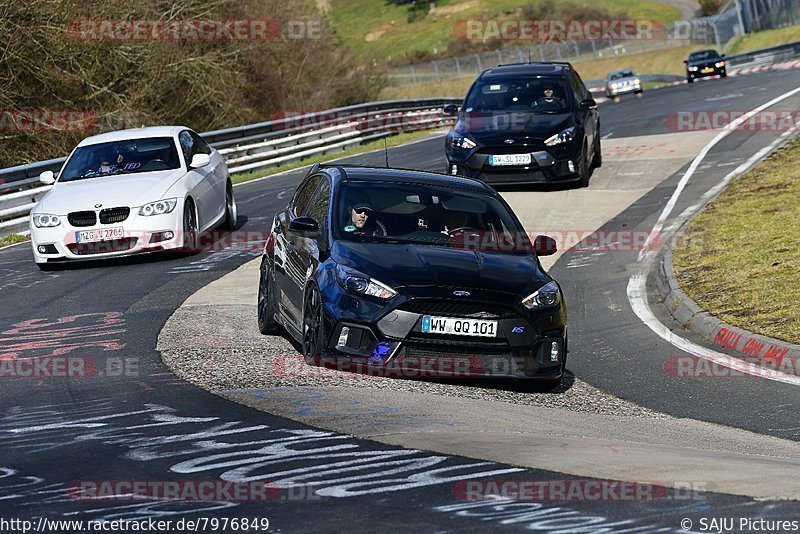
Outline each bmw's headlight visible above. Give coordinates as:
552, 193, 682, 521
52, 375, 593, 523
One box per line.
451, 135, 477, 150
544, 126, 576, 147
715, 61, 726, 68
689, 66, 699, 71
521, 281, 560, 310
611, 83, 619, 89
633, 78, 641, 85
32, 214, 61, 228
139, 198, 177, 216
336, 264, 397, 299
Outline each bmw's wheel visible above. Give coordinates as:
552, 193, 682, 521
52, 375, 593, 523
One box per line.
222, 180, 237, 230
687, 77, 694, 84
591, 131, 602, 169
182, 201, 199, 255
302, 286, 324, 366
257, 258, 278, 334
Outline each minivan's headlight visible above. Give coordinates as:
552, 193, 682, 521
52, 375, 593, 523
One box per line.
521, 281, 560, 310
139, 198, 177, 216
451, 135, 477, 150
544, 127, 576, 147
336, 264, 396, 299
32, 214, 62, 228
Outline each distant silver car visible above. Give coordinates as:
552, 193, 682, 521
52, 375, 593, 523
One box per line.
605, 69, 643, 99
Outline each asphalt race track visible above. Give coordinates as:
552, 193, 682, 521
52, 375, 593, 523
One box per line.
1, 68, 799, 531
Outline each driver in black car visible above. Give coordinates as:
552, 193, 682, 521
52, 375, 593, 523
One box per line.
343, 202, 387, 237
534, 85, 565, 109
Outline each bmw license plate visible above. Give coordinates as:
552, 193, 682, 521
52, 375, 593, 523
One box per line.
76, 227, 124, 243
422, 315, 497, 337
702, 67, 714, 73
488, 154, 532, 166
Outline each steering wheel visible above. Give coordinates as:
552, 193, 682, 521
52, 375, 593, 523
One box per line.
373, 220, 388, 237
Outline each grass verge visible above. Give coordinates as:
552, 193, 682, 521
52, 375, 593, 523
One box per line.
231, 129, 445, 185
0, 233, 29, 247
672, 137, 800, 343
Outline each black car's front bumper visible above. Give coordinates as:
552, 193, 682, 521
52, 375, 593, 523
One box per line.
687, 65, 726, 81
316, 289, 567, 380
446, 143, 584, 186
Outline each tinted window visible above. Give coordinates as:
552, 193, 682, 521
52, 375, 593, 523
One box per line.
178, 131, 194, 163
463, 78, 571, 114
305, 177, 331, 222
608, 70, 635, 80
689, 50, 720, 61
292, 174, 321, 217
59, 138, 181, 182
189, 131, 212, 155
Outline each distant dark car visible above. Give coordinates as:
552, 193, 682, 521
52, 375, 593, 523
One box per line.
685, 49, 727, 83
257, 164, 568, 386
443, 62, 600, 188
605, 69, 643, 99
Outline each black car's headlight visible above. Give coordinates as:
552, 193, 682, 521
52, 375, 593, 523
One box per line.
688, 66, 699, 72
32, 214, 62, 228
544, 127, 575, 147
451, 135, 477, 150
139, 198, 177, 216
336, 264, 397, 299
521, 281, 560, 310
715, 61, 725, 68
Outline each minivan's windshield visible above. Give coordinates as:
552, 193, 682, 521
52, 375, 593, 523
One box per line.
59, 137, 181, 182
334, 182, 532, 254
463, 78, 571, 114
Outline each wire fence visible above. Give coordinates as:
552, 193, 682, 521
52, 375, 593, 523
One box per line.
386, 0, 800, 88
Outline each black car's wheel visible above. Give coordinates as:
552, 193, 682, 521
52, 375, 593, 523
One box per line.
257, 258, 279, 335
221, 180, 237, 230
720, 72, 727, 78
590, 130, 602, 169
687, 77, 694, 84
182, 201, 199, 254
302, 286, 324, 366
577, 141, 590, 188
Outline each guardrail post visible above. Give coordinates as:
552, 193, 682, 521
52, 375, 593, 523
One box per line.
454, 56, 462, 77
475, 53, 482, 73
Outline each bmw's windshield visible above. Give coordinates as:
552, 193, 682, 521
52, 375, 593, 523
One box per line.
334, 182, 532, 254
689, 50, 720, 61
609, 70, 635, 80
462, 78, 571, 114
59, 137, 181, 182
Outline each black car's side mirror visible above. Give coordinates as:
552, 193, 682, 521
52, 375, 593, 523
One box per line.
289, 216, 319, 236
533, 235, 557, 256
442, 104, 459, 116
579, 99, 597, 110
683, 59, 688, 64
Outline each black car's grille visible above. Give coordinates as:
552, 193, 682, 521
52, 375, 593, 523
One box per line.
68, 211, 97, 227
405, 332, 510, 349
99, 207, 130, 224
396, 344, 524, 376
399, 299, 516, 319
67, 238, 137, 255
475, 145, 545, 155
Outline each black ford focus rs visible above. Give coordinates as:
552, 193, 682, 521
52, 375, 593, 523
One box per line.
257, 164, 568, 385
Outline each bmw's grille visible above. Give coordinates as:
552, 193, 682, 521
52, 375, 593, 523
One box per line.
68, 211, 97, 227
67, 238, 137, 255
99, 207, 130, 224
398, 300, 515, 319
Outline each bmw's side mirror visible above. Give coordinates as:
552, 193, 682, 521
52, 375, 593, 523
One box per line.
39, 170, 56, 185
683, 59, 688, 64
579, 99, 597, 110
533, 235, 557, 256
442, 104, 459, 116
189, 153, 211, 168
289, 216, 319, 236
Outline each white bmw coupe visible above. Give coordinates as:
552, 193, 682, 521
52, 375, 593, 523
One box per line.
29, 126, 236, 269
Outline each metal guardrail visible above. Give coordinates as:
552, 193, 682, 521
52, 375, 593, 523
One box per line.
0, 98, 460, 237
725, 40, 800, 67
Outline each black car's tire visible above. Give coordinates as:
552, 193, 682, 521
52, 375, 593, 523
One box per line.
577, 141, 590, 188
302, 285, 325, 366
182, 200, 199, 255
721, 72, 727, 78
590, 131, 602, 169
257, 258, 279, 335
687, 77, 694, 84
221, 180, 237, 230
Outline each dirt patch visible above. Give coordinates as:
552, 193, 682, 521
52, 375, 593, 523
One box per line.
430, 0, 478, 16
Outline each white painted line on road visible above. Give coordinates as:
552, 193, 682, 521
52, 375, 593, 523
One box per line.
628, 85, 800, 385
706, 93, 744, 101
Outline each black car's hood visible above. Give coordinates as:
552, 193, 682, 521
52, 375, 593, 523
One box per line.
688, 58, 721, 68
330, 240, 547, 296
454, 112, 573, 143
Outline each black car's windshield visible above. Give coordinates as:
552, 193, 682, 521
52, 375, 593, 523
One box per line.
689, 50, 720, 61
609, 70, 635, 80
59, 137, 181, 182
334, 182, 532, 254
463, 78, 571, 114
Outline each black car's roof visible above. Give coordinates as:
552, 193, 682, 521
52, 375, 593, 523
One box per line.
480, 62, 572, 80
321, 165, 493, 193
